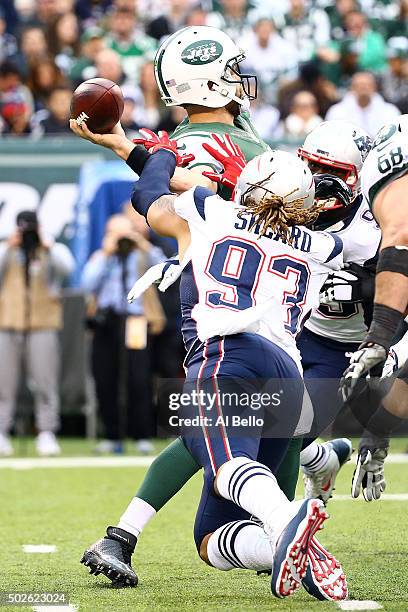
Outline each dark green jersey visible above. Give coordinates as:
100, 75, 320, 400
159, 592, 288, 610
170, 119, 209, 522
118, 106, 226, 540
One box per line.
171, 111, 268, 199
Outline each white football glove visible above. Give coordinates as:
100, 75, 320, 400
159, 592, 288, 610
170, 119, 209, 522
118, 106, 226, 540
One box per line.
339, 343, 388, 403
127, 257, 181, 303
351, 445, 388, 501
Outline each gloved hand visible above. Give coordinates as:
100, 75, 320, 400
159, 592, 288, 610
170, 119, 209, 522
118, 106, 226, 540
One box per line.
320, 263, 376, 303
339, 342, 388, 403
314, 174, 353, 208
133, 128, 195, 167
202, 133, 246, 192
351, 436, 388, 501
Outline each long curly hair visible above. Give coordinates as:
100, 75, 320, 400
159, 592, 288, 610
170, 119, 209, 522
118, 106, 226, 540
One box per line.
241, 176, 322, 243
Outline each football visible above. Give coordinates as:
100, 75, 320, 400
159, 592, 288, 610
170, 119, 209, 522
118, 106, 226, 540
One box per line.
70, 78, 124, 134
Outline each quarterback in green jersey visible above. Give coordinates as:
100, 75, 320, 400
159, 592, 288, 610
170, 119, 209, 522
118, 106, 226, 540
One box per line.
72, 25, 302, 589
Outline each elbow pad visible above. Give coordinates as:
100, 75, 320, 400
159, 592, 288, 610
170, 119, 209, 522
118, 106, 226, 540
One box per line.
131, 149, 177, 219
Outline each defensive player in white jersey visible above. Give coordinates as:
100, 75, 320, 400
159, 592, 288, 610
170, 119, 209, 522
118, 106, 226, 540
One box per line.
292, 121, 382, 499
129, 143, 347, 599
340, 115, 408, 499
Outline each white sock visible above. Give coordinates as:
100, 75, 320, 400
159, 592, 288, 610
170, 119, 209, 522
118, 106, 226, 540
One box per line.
207, 520, 272, 571
215, 457, 289, 527
300, 441, 329, 473
117, 497, 157, 538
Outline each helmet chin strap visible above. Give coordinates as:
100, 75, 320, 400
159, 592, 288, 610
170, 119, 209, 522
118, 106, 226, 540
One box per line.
210, 82, 250, 111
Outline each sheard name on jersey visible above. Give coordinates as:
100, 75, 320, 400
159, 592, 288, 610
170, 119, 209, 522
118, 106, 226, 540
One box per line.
234, 211, 313, 253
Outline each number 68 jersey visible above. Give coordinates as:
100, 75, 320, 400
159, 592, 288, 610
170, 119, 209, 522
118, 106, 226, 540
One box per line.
362, 115, 408, 207
175, 186, 343, 371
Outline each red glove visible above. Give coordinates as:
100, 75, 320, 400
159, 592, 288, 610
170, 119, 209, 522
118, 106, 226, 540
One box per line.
132, 128, 194, 168
202, 133, 247, 191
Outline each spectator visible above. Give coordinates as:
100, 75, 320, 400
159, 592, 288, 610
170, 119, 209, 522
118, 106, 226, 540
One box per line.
105, 7, 156, 86
382, 0, 408, 39
0, 7, 18, 63
31, 84, 72, 135
185, 5, 209, 27
380, 37, 408, 114
119, 86, 142, 136
94, 47, 130, 88
147, 0, 189, 42
280, 90, 323, 140
0, 60, 33, 133
281, 0, 333, 64
325, 71, 400, 136
248, 92, 281, 142
47, 12, 81, 74
241, 18, 298, 105
341, 10, 387, 75
69, 26, 105, 84
207, 0, 252, 41
75, 0, 113, 25
27, 56, 66, 109
81, 213, 166, 454
138, 61, 160, 129
14, 26, 49, 76
29, 0, 61, 29
277, 61, 338, 119
0, 89, 32, 134
0, 210, 74, 457
325, 0, 358, 42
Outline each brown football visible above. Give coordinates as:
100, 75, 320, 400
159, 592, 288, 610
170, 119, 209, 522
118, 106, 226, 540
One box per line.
70, 78, 124, 134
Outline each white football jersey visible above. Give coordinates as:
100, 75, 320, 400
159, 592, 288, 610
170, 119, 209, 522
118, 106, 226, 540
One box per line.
362, 117, 408, 206
175, 186, 343, 370
305, 199, 381, 343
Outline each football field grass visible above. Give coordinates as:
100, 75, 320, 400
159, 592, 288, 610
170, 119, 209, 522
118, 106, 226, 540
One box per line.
1, 439, 408, 612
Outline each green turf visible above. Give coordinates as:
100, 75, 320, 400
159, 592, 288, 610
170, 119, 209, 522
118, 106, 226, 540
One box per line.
2, 447, 408, 612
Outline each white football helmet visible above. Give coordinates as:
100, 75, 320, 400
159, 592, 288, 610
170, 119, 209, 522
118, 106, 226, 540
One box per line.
298, 120, 372, 211
154, 26, 257, 109
236, 150, 315, 209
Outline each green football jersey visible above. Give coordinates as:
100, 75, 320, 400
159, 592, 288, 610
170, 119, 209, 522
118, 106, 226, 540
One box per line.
171, 111, 269, 199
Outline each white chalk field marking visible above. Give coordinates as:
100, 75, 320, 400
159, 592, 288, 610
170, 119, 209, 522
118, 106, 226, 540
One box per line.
23, 545, 57, 553
337, 601, 383, 610
332, 493, 408, 501
0, 453, 407, 471
32, 606, 78, 612
0, 456, 155, 469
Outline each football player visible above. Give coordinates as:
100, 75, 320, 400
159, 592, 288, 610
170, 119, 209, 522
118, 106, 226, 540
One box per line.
340, 115, 408, 499
128, 144, 346, 599
71, 23, 303, 585
295, 120, 381, 500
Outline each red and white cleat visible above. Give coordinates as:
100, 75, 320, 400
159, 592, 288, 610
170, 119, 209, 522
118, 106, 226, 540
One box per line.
302, 536, 348, 601
270, 499, 329, 598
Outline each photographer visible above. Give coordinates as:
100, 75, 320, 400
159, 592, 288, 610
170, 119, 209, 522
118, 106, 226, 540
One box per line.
81, 213, 166, 454
0, 210, 74, 456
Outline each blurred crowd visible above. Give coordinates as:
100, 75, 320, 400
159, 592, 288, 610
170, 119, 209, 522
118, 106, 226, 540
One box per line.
0, 0, 407, 140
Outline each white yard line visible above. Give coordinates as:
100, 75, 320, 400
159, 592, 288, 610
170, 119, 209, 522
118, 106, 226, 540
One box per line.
337, 601, 383, 610
32, 606, 78, 612
0, 456, 155, 469
0, 452, 407, 470
23, 545, 57, 553
333, 493, 408, 501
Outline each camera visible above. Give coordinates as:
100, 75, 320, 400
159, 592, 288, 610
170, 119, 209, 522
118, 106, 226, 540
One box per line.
16, 210, 40, 256
116, 236, 136, 257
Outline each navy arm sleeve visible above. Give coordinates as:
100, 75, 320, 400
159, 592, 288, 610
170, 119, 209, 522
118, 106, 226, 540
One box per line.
131, 149, 177, 219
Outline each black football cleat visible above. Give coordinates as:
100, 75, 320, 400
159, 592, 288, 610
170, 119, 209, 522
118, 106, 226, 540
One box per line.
81, 526, 138, 587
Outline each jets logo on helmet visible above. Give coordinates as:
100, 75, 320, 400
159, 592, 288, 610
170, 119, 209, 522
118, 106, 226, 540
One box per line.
298, 120, 372, 220
181, 40, 223, 65
154, 26, 257, 109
